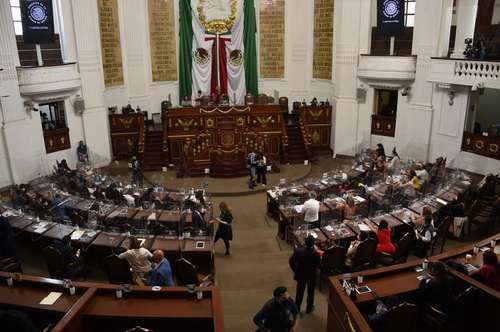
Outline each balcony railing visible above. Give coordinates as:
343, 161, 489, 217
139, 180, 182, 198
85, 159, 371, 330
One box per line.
428, 57, 500, 89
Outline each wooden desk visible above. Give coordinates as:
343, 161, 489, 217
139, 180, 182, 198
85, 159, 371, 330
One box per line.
42, 224, 75, 240
7, 215, 35, 232
0, 271, 224, 332
327, 233, 500, 332
369, 213, 411, 241
390, 208, 418, 225
91, 232, 125, 249
151, 236, 182, 252
294, 228, 328, 247
321, 222, 357, 244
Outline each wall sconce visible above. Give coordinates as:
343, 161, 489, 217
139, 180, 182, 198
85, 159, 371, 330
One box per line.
401, 87, 411, 97
448, 91, 455, 106
24, 100, 38, 112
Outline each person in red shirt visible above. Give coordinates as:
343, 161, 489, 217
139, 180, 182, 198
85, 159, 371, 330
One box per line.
475, 250, 500, 292
376, 219, 396, 255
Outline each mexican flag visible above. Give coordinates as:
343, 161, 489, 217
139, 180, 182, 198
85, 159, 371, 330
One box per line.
179, 0, 258, 104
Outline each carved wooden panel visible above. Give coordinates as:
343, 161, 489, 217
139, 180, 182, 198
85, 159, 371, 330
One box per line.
304, 106, 331, 124
300, 106, 332, 154
109, 114, 142, 133
111, 134, 138, 159
462, 132, 500, 161
371, 115, 396, 137
44, 128, 71, 154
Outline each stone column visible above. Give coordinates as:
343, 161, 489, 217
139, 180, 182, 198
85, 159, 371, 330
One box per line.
451, 0, 479, 58
71, 0, 112, 167
332, 0, 371, 156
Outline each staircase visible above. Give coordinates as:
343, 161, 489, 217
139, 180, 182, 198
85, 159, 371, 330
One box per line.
142, 130, 164, 171
285, 114, 308, 164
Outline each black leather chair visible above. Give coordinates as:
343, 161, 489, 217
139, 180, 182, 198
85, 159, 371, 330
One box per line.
319, 245, 347, 289
377, 232, 415, 266
0, 256, 22, 273
352, 238, 378, 272
104, 255, 133, 284
431, 217, 452, 255
380, 302, 418, 332
174, 258, 213, 287
42, 246, 83, 280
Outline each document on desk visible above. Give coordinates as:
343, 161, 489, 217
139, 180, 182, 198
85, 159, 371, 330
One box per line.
71, 229, 85, 240
324, 225, 334, 231
40, 292, 63, 305
358, 224, 371, 232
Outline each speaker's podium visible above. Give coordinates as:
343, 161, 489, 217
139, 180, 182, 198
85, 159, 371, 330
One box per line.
164, 105, 285, 177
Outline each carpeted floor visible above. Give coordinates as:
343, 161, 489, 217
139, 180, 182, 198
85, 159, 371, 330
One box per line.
14, 156, 490, 332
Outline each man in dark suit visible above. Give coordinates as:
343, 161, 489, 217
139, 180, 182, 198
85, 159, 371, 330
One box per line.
289, 235, 321, 314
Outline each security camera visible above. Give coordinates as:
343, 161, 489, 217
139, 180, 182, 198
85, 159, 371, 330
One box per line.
471, 85, 478, 92
401, 87, 410, 96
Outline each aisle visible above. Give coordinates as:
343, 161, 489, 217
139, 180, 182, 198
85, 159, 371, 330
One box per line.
211, 193, 328, 332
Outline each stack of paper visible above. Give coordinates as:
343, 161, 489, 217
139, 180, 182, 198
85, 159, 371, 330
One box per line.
71, 229, 85, 240
358, 224, 371, 232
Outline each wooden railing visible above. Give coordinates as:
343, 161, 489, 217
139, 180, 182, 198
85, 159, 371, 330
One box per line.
462, 131, 500, 161
299, 106, 333, 155
371, 114, 396, 137
0, 271, 224, 332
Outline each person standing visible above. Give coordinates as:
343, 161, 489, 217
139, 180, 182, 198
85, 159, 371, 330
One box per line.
131, 156, 143, 186
212, 201, 233, 256
303, 192, 320, 229
118, 237, 152, 282
253, 286, 299, 332
247, 151, 257, 189
289, 235, 321, 314
375, 219, 396, 255
256, 152, 268, 186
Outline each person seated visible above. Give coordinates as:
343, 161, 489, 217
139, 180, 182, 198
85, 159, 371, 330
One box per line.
52, 235, 83, 277
340, 196, 357, 220
345, 231, 368, 268
429, 157, 446, 184
145, 250, 175, 287
118, 237, 153, 282
181, 95, 191, 107
376, 220, 396, 255
122, 104, 134, 114
415, 167, 429, 185
419, 262, 454, 313
472, 250, 500, 291
414, 216, 435, 258
375, 143, 386, 161
57, 159, 72, 174
192, 203, 207, 232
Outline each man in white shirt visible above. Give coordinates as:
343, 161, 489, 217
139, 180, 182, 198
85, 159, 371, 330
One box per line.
303, 192, 320, 228
118, 237, 153, 282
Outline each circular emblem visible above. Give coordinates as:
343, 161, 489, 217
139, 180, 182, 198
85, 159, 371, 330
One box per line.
28, 2, 48, 24
383, 0, 399, 19
229, 49, 242, 67
193, 48, 210, 65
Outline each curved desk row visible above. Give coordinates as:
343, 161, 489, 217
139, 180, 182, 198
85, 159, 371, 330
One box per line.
327, 233, 500, 332
4, 210, 215, 275
0, 271, 223, 332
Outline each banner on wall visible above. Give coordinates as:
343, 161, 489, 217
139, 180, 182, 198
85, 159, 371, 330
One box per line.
21, 0, 55, 43
377, 0, 405, 36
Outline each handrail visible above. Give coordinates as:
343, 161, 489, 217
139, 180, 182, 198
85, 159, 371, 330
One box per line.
51, 287, 97, 332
